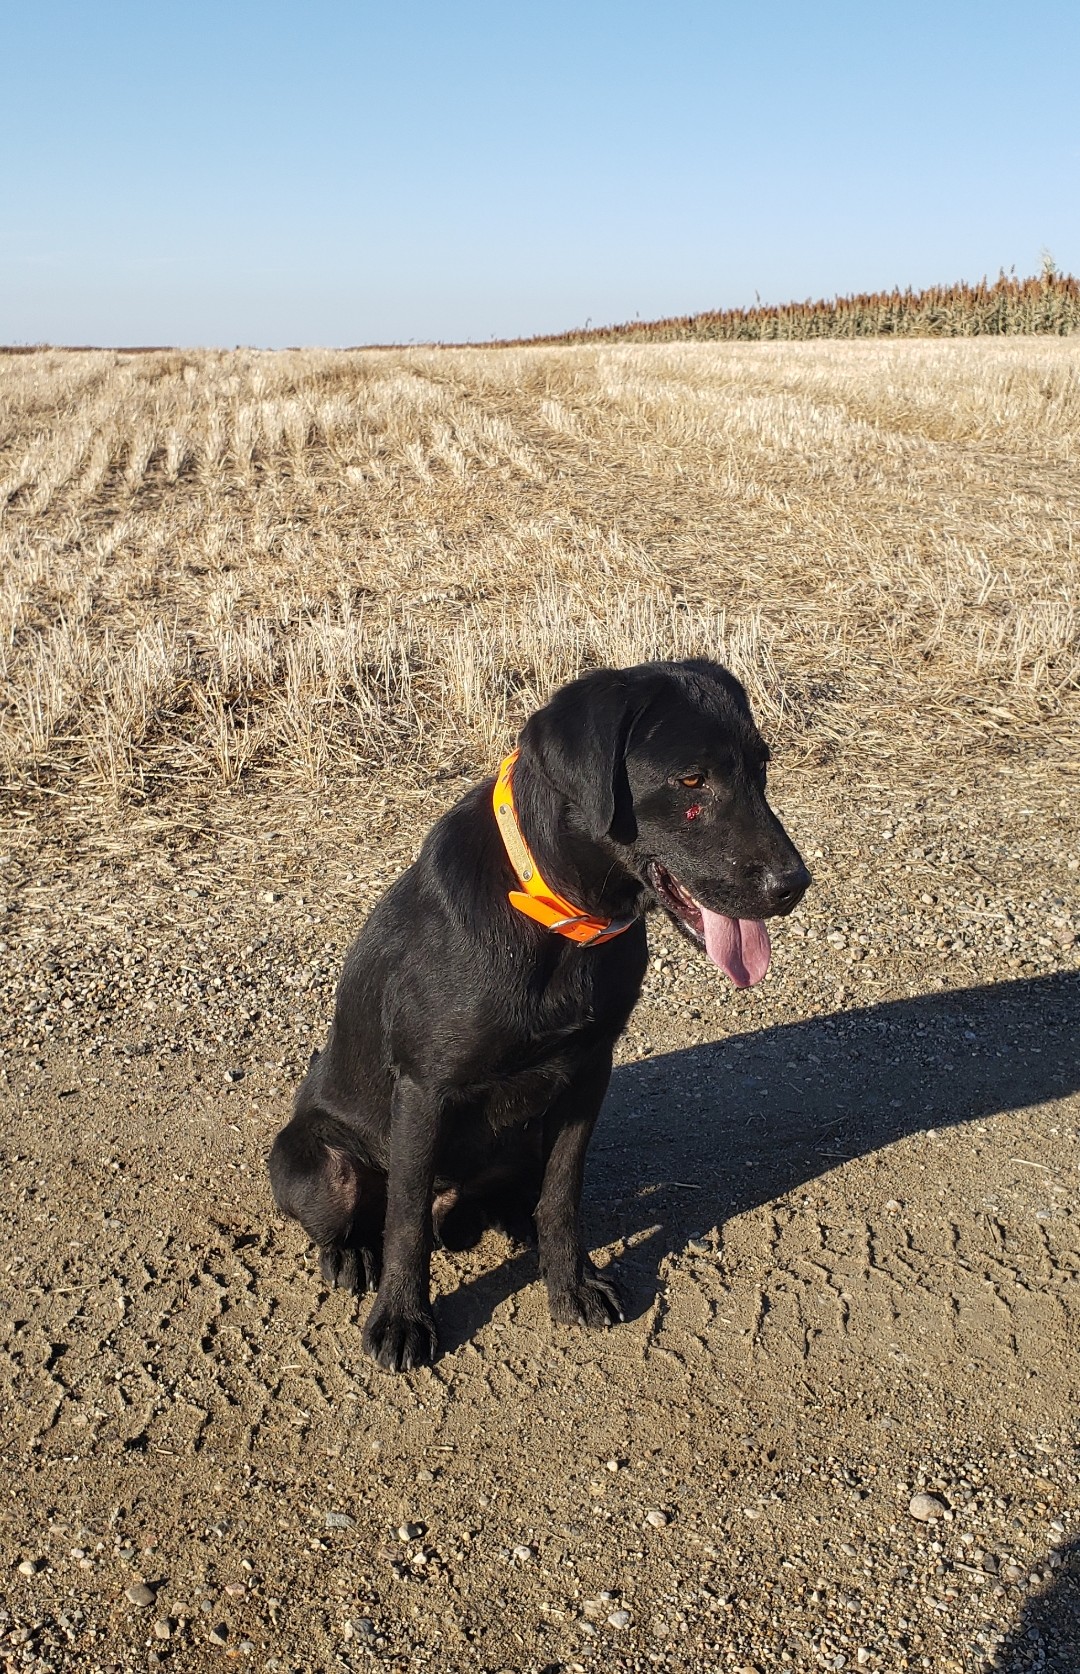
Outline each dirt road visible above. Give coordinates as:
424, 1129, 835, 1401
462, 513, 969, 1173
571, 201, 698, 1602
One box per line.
1, 763, 1077, 1673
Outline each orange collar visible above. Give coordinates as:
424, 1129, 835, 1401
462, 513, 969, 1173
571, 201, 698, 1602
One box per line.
492, 750, 636, 946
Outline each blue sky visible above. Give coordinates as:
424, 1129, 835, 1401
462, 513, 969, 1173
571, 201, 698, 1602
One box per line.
3, 1, 1078, 347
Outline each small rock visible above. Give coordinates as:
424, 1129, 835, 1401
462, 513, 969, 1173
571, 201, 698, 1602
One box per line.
512, 1544, 536, 1563
153, 1620, 171, 1640
325, 1511, 354, 1529
125, 1582, 156, 1607
224, 1067, 243, 1084
396, 1522, 424, 1542
645, 1510, 670, 1528
207, 1622, 229, 1645
260, 890, 281, 904
909, 1491, 949, 1522
17, 1558, 39, 1577
607, 1609, 631, 1629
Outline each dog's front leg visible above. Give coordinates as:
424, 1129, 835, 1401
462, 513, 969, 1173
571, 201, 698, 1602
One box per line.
362, 1074, 440, 1371
536, 1056, 624, 1329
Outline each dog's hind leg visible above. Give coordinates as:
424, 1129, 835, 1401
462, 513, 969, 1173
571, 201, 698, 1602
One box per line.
268, 1114, 385, 1293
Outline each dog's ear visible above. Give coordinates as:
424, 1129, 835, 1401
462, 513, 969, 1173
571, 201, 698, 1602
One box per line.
519, 667, 646, 839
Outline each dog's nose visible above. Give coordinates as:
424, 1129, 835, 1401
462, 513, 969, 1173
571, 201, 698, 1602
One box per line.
763, 860, 812, 914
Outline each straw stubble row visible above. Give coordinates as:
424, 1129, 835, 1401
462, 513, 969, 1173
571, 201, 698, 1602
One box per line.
0, 339, 1076, 817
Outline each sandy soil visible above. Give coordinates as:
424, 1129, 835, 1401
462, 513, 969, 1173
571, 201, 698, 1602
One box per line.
1, 758, 1077, 1674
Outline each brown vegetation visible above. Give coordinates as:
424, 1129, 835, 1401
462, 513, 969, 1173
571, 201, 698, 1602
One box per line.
1, 338, 1077, 833
509, 271, 1080, 346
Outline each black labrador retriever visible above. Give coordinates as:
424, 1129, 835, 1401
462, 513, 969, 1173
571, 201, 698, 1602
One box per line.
269, 659, 810, 1370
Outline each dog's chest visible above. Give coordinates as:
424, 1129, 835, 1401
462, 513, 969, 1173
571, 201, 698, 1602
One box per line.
472, 945, 643, 1128
530, 939, 642, 1037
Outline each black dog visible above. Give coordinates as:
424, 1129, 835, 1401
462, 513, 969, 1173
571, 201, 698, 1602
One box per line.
269, 660, 810, 1371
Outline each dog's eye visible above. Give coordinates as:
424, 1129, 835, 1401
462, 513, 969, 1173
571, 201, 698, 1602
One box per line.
679, 774, 705, 789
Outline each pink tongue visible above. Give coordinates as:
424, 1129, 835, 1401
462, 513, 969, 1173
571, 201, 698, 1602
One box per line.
701, 909, 771, 987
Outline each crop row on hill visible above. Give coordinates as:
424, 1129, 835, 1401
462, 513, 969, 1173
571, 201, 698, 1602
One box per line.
509, 272, 1080, 347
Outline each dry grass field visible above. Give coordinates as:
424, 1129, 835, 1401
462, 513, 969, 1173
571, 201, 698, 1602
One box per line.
1, 340, 1079, 1674
1, 338, 1077, 823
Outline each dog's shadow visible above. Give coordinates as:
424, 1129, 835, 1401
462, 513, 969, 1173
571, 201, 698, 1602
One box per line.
989, 1536, 1080, 1672
436, 971, 1079, 1350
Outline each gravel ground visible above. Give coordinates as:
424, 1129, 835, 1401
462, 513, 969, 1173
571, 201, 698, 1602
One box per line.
0, 758, 1078, 1673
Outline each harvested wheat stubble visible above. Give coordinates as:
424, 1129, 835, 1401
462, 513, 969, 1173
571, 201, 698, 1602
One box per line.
0, 338, 1077, 833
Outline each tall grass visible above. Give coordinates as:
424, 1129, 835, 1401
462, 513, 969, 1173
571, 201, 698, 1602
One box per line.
509, 272, 1080, 347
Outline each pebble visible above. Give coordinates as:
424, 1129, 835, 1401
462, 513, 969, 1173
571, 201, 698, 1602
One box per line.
207, 1622, 229, 1645
512, 1544, 536, 1562
397, 1521, 424, 1541
645, 1509, 670, 1527
909, 1491, 950, 1522
153, 1620, 171, 1640
607, 1609, 631, 1629
325, 1511, 354, 1529
17, 1559, 38, 1577
125, 1582, 156, 1607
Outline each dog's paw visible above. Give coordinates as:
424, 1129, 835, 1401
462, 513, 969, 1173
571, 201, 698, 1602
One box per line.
319, 1244, 380, 1293
548, 1268, 624, 1328
362, 1303, 438, 1371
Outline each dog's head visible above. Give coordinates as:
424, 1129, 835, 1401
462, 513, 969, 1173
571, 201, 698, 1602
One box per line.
519, 659, 811, 986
